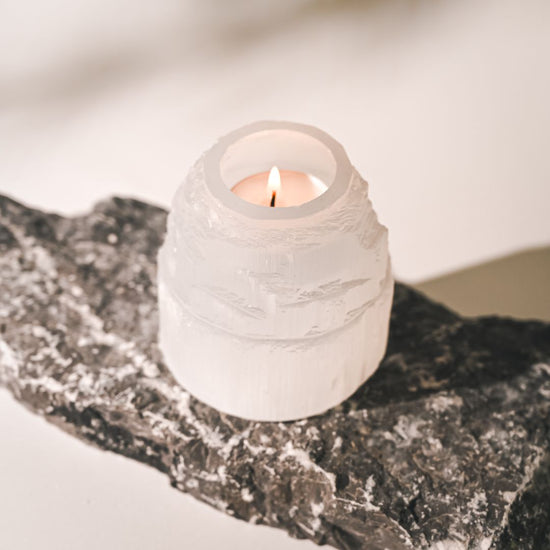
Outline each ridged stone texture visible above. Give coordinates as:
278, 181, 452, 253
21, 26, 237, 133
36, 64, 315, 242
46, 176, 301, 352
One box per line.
1, 195, 550, 549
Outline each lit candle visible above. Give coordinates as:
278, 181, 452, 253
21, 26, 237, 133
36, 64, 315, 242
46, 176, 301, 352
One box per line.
231, 166, 328, 207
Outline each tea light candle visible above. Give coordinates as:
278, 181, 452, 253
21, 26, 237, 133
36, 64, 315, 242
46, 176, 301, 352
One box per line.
231, 166, 328, 207
158, 121, 393, 421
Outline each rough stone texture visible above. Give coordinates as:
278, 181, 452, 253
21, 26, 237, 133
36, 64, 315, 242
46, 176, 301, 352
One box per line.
1, 194, 549, 550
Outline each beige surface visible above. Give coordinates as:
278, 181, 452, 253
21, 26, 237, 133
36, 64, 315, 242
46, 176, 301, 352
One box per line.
416, 246, 550, 321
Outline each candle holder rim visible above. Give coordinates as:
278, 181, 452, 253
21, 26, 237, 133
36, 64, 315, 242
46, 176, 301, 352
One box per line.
203, 120, 352, 220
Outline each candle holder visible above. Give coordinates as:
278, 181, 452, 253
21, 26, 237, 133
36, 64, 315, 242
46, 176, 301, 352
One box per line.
158, 121, 393, 421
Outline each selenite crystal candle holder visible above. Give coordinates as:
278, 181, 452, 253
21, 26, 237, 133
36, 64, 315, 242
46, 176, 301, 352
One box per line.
157, 121, 393, 421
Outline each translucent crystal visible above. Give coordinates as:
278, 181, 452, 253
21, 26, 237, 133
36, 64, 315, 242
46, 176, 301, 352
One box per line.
158, 121, 393, 421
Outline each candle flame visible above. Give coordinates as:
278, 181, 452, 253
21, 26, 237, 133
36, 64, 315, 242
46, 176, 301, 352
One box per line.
267, 166, 281, 206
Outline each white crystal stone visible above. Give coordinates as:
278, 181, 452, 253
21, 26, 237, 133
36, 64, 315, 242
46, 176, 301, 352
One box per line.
158, 121, 393, 421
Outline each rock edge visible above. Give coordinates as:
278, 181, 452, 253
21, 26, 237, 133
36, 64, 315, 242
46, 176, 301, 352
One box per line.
1, 194, 549, 549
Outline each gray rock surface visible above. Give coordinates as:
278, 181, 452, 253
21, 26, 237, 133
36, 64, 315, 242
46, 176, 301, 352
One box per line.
0, 194, 549, 550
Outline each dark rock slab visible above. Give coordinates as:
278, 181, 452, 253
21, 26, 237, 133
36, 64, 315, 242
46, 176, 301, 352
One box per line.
1, 194, 549, 550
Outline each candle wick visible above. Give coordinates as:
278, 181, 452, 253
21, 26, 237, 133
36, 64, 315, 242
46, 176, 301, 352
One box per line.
270, 191, 276, 207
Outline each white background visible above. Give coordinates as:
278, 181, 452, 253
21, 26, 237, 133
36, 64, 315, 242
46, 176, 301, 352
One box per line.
1, 0, 549, 283
1, 1, 549, 548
